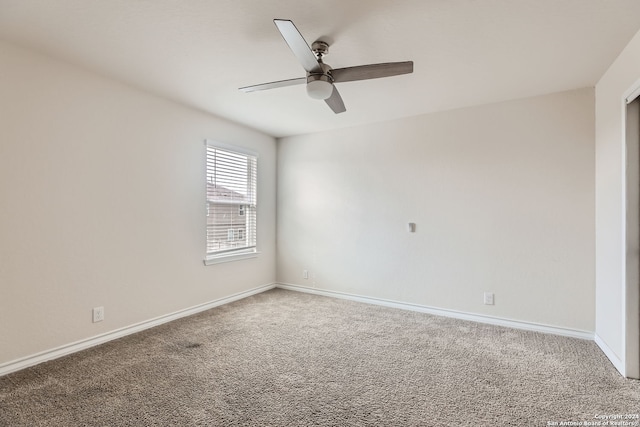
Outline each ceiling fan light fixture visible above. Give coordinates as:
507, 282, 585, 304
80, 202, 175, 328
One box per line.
306, 79, 333, 100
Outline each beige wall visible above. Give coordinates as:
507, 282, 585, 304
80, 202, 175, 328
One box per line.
0, 32, 609, 370
595, 28, 640, 375
0, 40, 276, 365
277, 88, 595, 332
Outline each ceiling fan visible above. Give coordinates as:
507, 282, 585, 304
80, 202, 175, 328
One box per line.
239, 19, 414, 114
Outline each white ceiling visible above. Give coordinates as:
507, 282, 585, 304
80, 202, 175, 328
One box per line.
1, 0, 639, 138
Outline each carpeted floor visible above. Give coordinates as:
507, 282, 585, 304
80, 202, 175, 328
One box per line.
1, 288, 639, 426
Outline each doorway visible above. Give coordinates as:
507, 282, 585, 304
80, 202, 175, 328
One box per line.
625, 96, 640, 379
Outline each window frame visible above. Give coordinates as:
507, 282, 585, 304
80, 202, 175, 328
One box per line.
204, 140, 259, 265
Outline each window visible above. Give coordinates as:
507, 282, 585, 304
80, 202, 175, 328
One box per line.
205, 141, 257, 264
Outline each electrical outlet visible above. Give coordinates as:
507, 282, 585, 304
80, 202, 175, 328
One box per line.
92, 306, 104, 323
303, 269, 309, 279
483, 292, 495, 305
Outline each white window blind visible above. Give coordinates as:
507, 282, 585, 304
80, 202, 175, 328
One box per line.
205, 142, 257, 262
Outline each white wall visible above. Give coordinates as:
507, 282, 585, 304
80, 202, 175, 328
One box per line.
278, 88, 595, 332
0, 40, 276, 366
595, 28, 640, 375
0, 32, 605, 371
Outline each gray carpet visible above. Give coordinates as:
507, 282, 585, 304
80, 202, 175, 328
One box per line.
1, 288, 639, 426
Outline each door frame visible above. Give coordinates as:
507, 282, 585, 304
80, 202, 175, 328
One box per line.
624, 87, 640, 379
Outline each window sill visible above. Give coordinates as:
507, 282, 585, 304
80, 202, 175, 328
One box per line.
204, 250, 260, 265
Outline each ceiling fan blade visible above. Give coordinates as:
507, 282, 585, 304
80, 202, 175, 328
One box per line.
325, 86, 346, 114
274, 19, 322, 74
239, 77, 306, 93
331, 61, 414, 83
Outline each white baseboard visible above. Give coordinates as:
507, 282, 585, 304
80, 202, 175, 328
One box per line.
0, 282, 600, 378
0, 283, 275, 377
276, 283, 595, 340
594, 333, 625, 376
